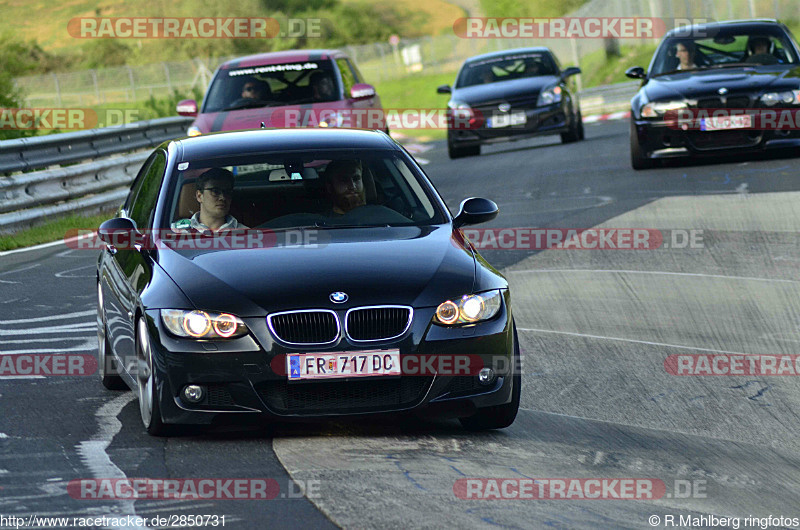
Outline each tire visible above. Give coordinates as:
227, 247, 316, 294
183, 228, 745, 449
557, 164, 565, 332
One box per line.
137, 318, 172, 436
98, 282, 128, 391
561, 109, 582, 143
448, 142, 480, 159
630, 119, 653, 170
459, 325, 521, 431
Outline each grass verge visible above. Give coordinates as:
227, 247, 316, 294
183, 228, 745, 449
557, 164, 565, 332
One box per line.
0, 211, 114, 252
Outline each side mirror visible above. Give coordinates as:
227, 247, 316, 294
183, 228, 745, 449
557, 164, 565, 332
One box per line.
98, 217, 141, 250
562, 66, 581, 79
453, 197, 498, 229
437, 84, 452, 94
350, 83, 376, 100
176, 99, 198, 117
625, 66, 647, 79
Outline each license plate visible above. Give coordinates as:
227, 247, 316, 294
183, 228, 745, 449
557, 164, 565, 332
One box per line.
487, 111, 526, 128
287, 350, 401, 381
700, 114, 751, 131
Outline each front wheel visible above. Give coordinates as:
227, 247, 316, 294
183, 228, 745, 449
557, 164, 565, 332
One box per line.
448, 141, 480, 159
137, 318, 172, 436
561, 109, 583, 143
630, 119, 653, 170
459, 325, 521, 431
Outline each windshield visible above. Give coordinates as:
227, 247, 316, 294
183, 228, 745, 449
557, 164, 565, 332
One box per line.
202, 60, 341, 112
650, 29, 799, 75
164, 150, 446, 231
456, 52, 557, 88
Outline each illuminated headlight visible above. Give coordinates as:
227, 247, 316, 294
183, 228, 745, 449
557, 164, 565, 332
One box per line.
187, 126, 202, 137
161, 309, 248, 339
760, 90, 800, 106
447, 100, 474, 122
536, 86, 562, 106
434, 290, 503, 326
641, 101, 688, 118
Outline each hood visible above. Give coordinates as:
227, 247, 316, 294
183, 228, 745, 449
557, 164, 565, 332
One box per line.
452, 76, 559, 106
644, 66, 800, 101
155, 226, 477, 316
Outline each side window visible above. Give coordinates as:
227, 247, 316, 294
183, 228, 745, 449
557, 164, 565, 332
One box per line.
347, 59, 364, 83
129, 151, 166, 229
336, 58, 356, 96
125, 155, 156, 212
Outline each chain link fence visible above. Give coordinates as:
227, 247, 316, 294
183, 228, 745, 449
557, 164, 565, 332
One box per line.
13, 0, 799, 107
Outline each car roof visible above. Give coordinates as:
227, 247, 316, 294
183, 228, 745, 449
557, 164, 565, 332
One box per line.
665, 19, 786, 37
219, 49, 345, 69
169, 128, 397, 160
463, 47, 553, 64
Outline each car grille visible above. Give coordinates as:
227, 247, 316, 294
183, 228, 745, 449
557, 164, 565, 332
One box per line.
268, 310, 339, 345
438, 376, 482, 397
696, 96, 751, 109
257, 377, 433, 413
206, 384, 235, 407
686, 130, 761, 150
346, 306, 411, 341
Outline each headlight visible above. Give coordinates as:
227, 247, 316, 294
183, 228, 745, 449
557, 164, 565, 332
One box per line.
433, 290, 502, 326
161, 309, 248, 339
760, 90, 800, 106
536, 86, 562, 106
640, 101, 688, 118
187, 126, 202, 137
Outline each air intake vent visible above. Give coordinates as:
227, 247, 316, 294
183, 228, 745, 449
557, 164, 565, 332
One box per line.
346, 306, 412, 341
268, 310, 339, 345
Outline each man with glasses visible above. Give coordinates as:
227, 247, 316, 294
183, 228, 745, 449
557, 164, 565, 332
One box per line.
171, 168, 247, 232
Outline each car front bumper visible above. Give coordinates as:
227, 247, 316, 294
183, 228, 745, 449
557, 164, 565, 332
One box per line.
139, 301, 516, 426
449, 104, 570, 147
632, 117, 800, 159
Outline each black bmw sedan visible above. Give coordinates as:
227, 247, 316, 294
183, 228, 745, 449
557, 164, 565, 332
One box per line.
96, 128, 519, 435
437, 47, 583, 159
627, 19, 800, 169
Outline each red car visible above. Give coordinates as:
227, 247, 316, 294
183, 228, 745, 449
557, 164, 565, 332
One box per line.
178, 49, 385, 135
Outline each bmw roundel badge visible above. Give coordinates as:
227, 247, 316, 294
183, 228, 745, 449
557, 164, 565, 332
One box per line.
330, 291, 348, 303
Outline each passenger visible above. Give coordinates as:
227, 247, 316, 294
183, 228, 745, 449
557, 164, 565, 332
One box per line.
675, 41, 697, 70
172, 168, 247, 232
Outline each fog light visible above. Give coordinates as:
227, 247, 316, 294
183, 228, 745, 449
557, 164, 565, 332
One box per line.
183, 385, 205, 403
478, 368, 495, 385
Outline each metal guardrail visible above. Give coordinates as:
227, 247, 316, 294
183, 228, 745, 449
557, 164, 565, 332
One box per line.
579, 81, 640, 116
0, 116, 193, 175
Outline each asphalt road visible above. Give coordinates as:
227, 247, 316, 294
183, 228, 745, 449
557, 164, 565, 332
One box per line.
2, 119, 800, 529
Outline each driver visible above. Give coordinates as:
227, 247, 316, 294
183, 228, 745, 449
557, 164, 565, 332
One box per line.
323, 159, 366, 214
241, 78, 271, 101
746, 37, 779, 65
172, 168, 247, 232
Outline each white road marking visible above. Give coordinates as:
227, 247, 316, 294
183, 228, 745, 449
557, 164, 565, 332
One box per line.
415, 157, 430, 165
0, 232, 95, 257
0, 433, 8, 438
55, 264, 96, 278
0, 338, 94, 355
0, 324, 94, 338
76, 393, 150, 530
0, 337, 88, 345
518, 327, 753, 355
0, 264, 41, 284
0, 310, 96, 325
506, 268, 800, 284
